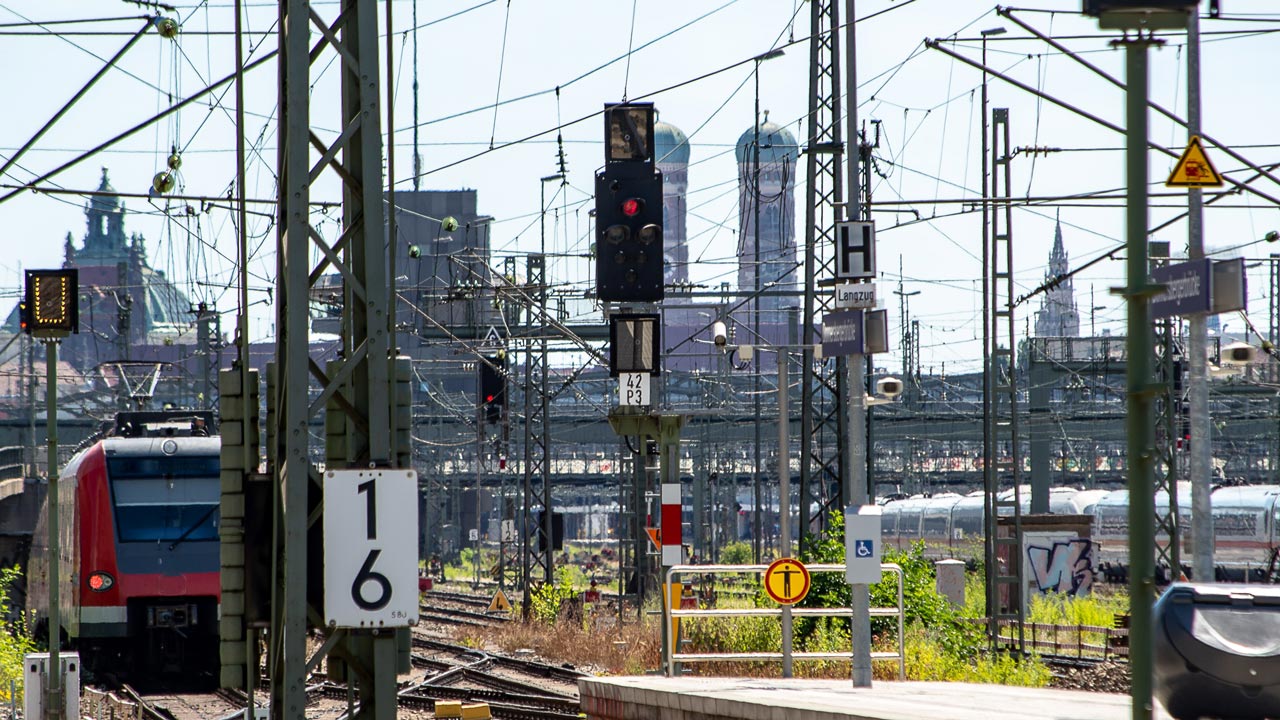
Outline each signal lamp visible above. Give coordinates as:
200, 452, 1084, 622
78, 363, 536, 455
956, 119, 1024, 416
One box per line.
23, 269, 78, 336
88, 572, 114, 592
604, 225, 629, 244
621, 198, 642, 217
638, 224, 661, 245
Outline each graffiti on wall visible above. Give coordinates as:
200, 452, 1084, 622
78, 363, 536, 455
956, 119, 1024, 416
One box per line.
1026, 537, 1095, 596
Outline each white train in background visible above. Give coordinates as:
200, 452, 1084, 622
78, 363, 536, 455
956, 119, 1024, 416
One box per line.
878, 483, 1280, 583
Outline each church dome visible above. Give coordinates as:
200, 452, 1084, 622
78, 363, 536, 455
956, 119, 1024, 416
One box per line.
735, 116, 798, 165
655, 120, 690, 165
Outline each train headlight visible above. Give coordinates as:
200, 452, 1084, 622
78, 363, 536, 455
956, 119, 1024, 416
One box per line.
87, 572, 114, 592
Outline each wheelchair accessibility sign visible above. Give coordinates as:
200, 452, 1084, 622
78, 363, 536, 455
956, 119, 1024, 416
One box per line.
854, 540, 874, 558
845, 505, 883, 584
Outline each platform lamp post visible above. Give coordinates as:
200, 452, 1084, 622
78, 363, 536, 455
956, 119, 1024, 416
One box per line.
749, 46, 784, 563
21, 268, 79, 720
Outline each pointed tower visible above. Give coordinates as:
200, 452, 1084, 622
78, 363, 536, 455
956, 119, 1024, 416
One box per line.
80, 167, 130, 264
1034, 215, 1081, 337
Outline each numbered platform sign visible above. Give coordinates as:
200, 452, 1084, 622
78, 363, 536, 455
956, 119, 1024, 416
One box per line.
324, 469, 419, 628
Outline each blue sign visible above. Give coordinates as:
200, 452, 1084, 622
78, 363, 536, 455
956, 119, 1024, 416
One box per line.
854, 540, 874, 558
821, 310, 864, 357
1151, 259, 1212, 319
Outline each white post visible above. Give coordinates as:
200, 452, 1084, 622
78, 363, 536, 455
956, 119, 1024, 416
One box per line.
844, 0, 872, 689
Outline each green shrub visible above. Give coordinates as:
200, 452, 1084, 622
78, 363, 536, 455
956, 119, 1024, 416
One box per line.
795, 511, 1048, 685
528, 568, 578, 625
0, 566, 34, 705
719, 541, 754, 566
797, 510, 982, 658
684, 614, 781, 655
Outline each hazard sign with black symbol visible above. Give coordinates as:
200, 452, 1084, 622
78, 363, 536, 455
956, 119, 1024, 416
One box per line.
324, 469, 419, 628
835, 220, 876, 280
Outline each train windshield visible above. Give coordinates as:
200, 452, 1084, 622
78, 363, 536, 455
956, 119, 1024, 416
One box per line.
108, 455, 220, 543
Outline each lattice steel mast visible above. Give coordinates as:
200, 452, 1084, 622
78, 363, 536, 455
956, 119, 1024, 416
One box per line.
799, 0, 846, 548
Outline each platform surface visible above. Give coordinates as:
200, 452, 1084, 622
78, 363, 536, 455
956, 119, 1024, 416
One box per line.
579, 676, 1172, 720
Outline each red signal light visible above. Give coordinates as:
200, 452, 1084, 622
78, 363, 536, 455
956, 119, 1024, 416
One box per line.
621, 198, 642, 217
486, 394, 495, 403
88, 571, 114, 592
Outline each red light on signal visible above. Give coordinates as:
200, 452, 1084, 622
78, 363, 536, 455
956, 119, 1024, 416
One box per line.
621, 198, 642, 217
486, 394, 495, 403
87, 571, 114, 592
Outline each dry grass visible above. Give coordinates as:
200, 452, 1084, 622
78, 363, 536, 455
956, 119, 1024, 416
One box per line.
451, 607, 661, 676
449, 606, 906, 680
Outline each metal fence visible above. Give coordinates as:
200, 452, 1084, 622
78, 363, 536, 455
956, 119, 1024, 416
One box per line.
662, 563, 905, 679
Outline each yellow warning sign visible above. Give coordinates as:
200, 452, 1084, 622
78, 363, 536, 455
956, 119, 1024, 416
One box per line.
763, 557, 811, 605
487, 589, 512, 613
1166, 135, 1223, 188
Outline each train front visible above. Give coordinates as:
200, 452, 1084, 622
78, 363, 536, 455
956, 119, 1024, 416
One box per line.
79, 434, 221, 679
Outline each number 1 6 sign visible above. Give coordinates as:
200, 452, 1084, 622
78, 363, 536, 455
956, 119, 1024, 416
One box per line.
324, 469, 419, 628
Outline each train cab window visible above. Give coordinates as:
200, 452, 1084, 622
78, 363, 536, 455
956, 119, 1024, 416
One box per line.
108, 455, 220, 543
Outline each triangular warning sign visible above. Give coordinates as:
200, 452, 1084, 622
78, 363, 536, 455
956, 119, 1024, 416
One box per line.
1166, 136, 1223, 188
487, 589, 512, 613
483, 326, 502, 346
645, 527, 661, 550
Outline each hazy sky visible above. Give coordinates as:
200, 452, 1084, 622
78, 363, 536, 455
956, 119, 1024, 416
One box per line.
2, 1, 1279, 374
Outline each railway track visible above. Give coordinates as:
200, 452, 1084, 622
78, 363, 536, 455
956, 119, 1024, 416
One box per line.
81, 589, 583, 719
405, 635, 584, 720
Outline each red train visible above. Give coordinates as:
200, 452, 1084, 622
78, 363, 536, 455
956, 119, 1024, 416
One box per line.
26, 412, 221, 681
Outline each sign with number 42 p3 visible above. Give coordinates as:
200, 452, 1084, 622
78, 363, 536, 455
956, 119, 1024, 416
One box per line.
324, 469, 420, 629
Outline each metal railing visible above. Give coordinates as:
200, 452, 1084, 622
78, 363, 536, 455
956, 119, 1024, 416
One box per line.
663, 563, 905, 680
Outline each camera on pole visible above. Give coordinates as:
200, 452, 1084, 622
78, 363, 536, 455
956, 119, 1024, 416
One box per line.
595, 103, 664, 303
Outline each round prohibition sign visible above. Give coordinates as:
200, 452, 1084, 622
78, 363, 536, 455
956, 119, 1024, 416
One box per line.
764, 557, 811, 605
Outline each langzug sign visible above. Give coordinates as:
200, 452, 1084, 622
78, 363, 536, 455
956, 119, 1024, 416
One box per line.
1151, 259, 1212, 319
821, 309, 864, 357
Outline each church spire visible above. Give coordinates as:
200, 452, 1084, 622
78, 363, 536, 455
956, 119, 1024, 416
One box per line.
1035, 212, 1080, 337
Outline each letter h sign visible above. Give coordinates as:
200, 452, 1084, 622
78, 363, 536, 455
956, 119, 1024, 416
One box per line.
836, 220, 876, 280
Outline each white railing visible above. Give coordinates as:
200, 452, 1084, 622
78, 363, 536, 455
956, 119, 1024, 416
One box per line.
662, 563, 905, 680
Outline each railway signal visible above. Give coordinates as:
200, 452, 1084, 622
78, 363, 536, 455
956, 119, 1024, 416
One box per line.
479, 353, 506, 424
21, 268, 78, 337
596, 102, 664, 303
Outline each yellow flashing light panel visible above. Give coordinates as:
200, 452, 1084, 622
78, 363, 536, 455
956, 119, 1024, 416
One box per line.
24, 269, 78, 336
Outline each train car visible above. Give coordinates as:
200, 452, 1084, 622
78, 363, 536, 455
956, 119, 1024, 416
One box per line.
1205, 485, 1280, 581
26, 412, 220, 681
881, 486, 1084, 560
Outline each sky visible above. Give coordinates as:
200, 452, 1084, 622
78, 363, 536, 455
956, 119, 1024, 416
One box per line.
2, 0, 1280, 376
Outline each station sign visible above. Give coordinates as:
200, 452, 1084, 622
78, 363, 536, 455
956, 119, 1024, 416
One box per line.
835, 221, 876, 280
845, 505, 883, 585
764, 558, 811, 605
1151, 259, 1211, 319
1150, 258, 1247, 319
324, 469, 419, 628
835, 282, 876, 309
822, 308, 889, 357
821, 310, 864, 357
